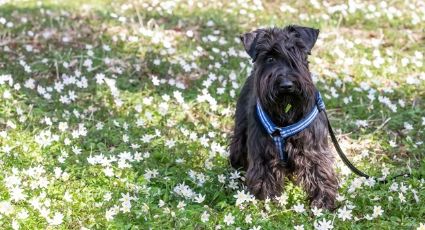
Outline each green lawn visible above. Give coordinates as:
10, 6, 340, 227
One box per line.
0, 0, 424, 229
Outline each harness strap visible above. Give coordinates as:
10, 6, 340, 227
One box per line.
256, 92, 325, 162
256, 90, 412, 183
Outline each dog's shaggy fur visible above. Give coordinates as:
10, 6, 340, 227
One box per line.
229, 25, 338, 209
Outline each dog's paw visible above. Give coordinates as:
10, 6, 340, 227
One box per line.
311, 199, 336, 211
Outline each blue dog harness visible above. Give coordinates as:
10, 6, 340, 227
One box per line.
256, 92, 325, 162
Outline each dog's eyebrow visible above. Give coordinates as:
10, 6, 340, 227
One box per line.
264, 48, 280, 56
270, 42, 286, 55
268, 42, 298, 69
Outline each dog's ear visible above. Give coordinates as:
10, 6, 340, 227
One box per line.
292, 25, 319, 53
240, 30, 261, 61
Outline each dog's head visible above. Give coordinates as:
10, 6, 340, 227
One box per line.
240, 26, 319, 111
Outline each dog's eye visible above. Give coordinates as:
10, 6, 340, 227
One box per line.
266, 57, 275, 63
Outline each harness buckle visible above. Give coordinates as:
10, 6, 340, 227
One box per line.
270, 129, 281, 137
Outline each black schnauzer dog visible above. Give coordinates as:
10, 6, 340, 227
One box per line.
229, 25, 338, 209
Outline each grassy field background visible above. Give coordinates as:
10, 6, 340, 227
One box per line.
0, 0, 424, 229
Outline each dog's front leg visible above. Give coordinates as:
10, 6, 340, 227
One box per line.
229, 76, 253, 171
246, 130, 284, 200
229, 121, 248, 171
293, 150, 338, 210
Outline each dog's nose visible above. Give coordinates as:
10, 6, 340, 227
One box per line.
279, 80, 294, 91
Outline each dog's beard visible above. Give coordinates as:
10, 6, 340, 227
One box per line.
259, 91, 303, 126
255, 65, 317, 126
258, 82, 315, 126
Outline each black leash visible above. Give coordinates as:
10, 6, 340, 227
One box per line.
323, 111, 412, 183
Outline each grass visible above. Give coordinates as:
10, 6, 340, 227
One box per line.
0, 0, 424, 229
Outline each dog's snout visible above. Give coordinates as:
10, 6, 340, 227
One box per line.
279, 79, 294, 91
